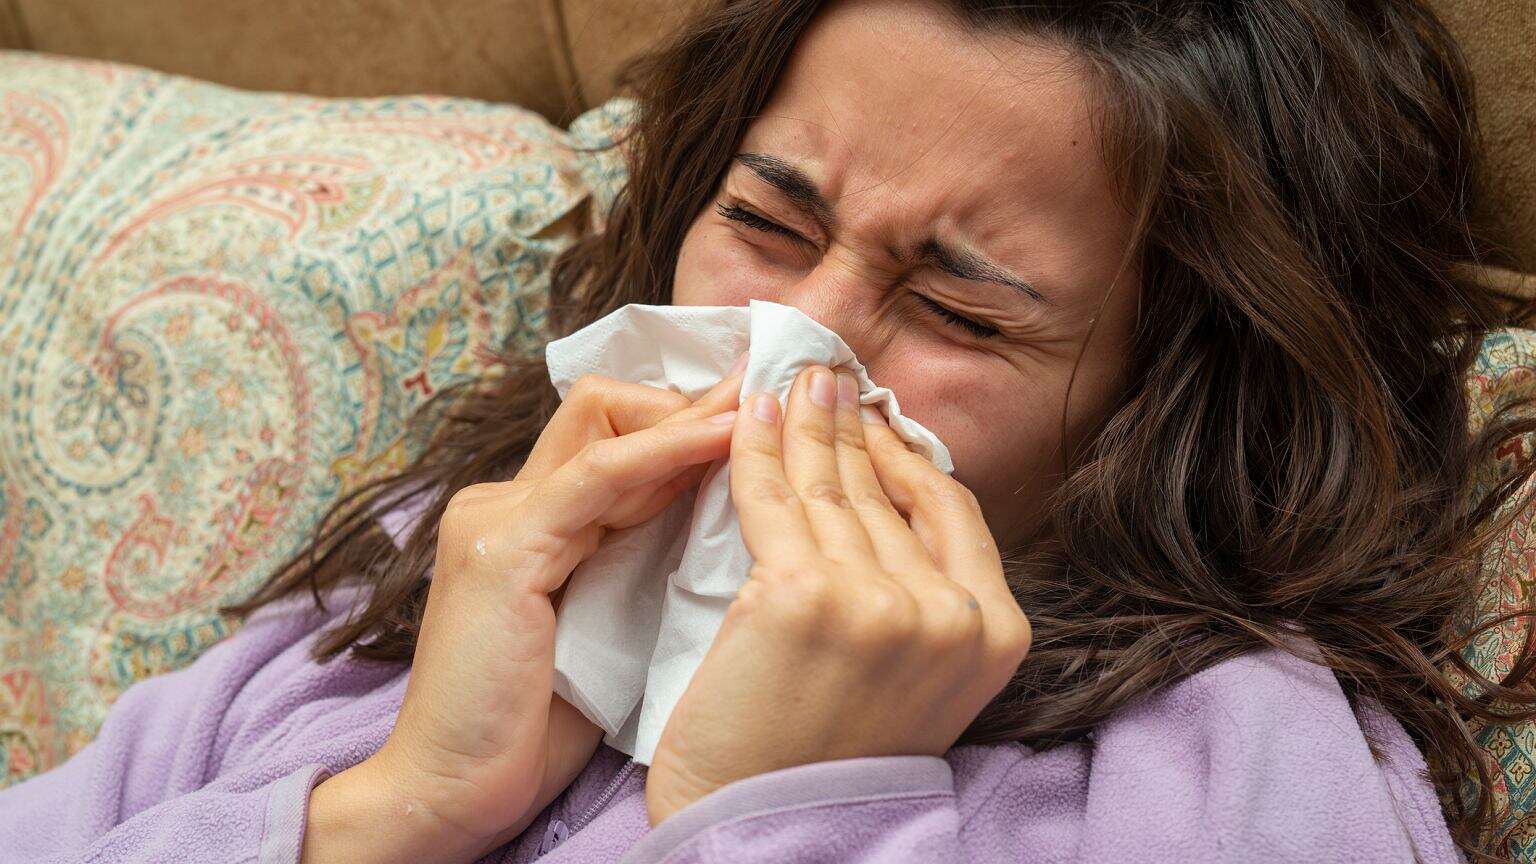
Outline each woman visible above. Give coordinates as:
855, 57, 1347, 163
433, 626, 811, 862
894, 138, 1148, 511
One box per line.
3, 0, 1533, 861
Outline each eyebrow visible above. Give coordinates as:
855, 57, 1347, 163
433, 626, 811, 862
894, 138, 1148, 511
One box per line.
912, 239, 1046, 304
735, 152, 836, 232
732, 151, 1045, 303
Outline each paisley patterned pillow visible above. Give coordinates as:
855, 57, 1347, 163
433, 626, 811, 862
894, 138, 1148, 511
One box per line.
0, 49, 633, 785
1461, 329, 1536, 855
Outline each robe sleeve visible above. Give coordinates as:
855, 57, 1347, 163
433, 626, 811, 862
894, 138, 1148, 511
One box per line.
0, 585, 388, 864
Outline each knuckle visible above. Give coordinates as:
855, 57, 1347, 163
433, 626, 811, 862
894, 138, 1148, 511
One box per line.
923, 585, 984, 646
1003, 610, 1034, 657
444, 483, 487, 513
728, 578, 769, 620
659, 390, 692, 414
573, 439, 621, 476
798, 480, 850, 509
738, 435, 784, 462
508, 525, 571, 567
567, 374, 611, 403
848, 485, 895, 513
436, 510, 469, 547
979, 661, 1023, 698
791, 419, 838, 450
846, 582, 919, 647
439, 489, 489, 538
742, 478, 799, 509
924, 477, 981, 513
986, 611, 1033, 666
885, 441, 932, 469
746, 564, 836, 627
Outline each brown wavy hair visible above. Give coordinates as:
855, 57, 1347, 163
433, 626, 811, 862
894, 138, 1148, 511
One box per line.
227, 0, 1536, 858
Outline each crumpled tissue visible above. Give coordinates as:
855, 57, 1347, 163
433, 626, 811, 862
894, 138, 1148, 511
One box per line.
544, 299, 952, 764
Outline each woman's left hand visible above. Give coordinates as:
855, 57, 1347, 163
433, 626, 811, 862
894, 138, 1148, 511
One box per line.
645, 365, 1033, 825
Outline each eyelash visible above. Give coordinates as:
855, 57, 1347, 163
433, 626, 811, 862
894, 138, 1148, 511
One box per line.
715, 202, 1001, 339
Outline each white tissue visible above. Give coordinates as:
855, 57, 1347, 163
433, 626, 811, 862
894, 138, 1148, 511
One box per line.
544, 299, 952, 764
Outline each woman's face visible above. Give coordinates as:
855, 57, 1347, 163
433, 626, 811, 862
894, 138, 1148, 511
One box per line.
672, 0, 1141, 552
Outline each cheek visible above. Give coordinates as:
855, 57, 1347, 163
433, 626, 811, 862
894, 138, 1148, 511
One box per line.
882, 355, 1075, 547
673, 221, 784, 308
876, 356, 1056, 492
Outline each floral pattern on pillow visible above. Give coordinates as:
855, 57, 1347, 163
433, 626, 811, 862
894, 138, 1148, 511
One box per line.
1459, 327, 1536, 856
0, 49, 634, 784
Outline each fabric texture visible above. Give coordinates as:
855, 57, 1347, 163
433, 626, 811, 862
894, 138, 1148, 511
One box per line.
0, 574, 1461, 863
1458, 328, 1536, 856
0, 49, 633, 788
1424, 0, 1536, 272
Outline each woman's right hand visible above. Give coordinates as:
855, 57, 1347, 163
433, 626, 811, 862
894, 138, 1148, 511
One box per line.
302, 357, 746, 864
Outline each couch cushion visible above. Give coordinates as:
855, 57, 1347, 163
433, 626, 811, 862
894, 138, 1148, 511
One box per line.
0, 49, 632, 784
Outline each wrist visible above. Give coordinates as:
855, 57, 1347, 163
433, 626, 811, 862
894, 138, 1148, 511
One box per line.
645, 761, 725, 828
301, 756, 503, 864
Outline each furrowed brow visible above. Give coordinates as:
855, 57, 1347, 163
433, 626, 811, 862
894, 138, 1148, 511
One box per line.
914, 238, 1045, 303
733, 152, 835, 232
733, 151, 1043, 304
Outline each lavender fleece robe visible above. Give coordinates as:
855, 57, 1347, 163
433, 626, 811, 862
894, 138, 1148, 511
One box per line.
0, 507, 1462, 863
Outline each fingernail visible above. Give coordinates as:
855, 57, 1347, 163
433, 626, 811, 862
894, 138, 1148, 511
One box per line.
752, 393, 780, 423
836, 372, 857, 407
708, 410, 737, 425
859, 404, 885, 424
728, 350, 749, 376
809, 369, 837, 408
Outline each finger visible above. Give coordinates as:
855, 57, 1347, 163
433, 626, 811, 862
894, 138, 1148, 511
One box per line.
472, 457, 712, 522
524, 375, 693, 478
603, 459, 716, 530
782, 366, 880, 567
520, 413, 737, 557
604, 370, 740, 531
575, 375, 697, 436
729, 392, 821, 568
831, 379, 935, 578
862, 414, 1010, 607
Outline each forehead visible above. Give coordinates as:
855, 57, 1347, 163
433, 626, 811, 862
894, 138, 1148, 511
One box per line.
737, 0, 1119, 261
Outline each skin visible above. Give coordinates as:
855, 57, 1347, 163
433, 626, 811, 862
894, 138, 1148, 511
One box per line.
644, 369, 1032, 822
300, 1, 1141, 860
304, 370, 749, 864
654, 0, 1142, 817
673, 0, 1141, 551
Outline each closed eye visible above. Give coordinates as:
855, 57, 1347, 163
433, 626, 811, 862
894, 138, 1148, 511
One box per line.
913, 293, 1000, 339
716, 202, 802, 240
716, 201, 1001, 340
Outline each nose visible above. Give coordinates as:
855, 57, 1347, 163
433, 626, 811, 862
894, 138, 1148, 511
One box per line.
767, 265, 891, 364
